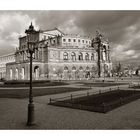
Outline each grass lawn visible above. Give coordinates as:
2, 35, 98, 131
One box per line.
50, 89, 140, 113
0, 87, 88, 99
81, 82, 129, 87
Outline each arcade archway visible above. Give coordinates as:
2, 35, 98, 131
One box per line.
34, 66, 40, 80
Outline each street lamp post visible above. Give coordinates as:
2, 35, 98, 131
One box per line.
25, 23, 38, 126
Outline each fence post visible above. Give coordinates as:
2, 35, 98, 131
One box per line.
134, 86, 136, 94
102, 102, 106, 113
71, 94, 73, 101
118, 86, 119, 90
131, 90, 134, 96
87, 91, 89, 96
120, 97, 123, 104
50, 98, 52, 104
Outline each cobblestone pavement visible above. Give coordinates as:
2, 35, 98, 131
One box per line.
0, 82, 140, 129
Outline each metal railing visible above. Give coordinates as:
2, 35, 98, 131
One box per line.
48, 84, 140, 113
49, 86, 123, 104
129, 82, 140, 88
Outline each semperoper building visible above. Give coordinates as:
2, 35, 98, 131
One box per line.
5, 24, 112, 81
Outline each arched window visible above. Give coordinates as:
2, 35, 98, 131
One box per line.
86, 66, 90, 71
103, 45, 106, 50
91, 53, 94, 61
63, 52, 68, 60
79, 66, 83, 71
64, 66, 68, 71
78, 52, 83, 60
71, 52, 76, 61
34, 66, 40, 80
15, 68, 19, 80
85, 53, 89, 61
21, 67, 25, 80
10, 68, 13, 80
91, 67, 95, 71
102, 46, 106, 61
72, 66, 76, 71
104, 64, 108, 72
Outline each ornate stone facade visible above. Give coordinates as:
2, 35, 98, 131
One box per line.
0, 53, 15, 80
6, 25, 112, 81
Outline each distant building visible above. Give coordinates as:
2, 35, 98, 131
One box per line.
5, 24, 112, 81
0, 53, 15, 80
136, 68, 140, 76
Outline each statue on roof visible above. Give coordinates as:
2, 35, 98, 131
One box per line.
91, 31, 103, 47
95, 30, 103, 42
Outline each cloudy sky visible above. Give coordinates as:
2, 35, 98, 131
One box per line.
0, 11, 140, 64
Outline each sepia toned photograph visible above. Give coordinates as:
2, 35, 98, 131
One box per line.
0, 10, 140, 130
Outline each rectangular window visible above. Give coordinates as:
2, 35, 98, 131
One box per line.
82, 40, 84, 43
68, 39, 71, 42
44, 35, 46, 40
63, 39, 66, 42
73, 39, 76, 42
86, 41, 88, 43
78, 39, 80, 42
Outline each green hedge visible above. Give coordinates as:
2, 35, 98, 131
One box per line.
4, 80, 50, 85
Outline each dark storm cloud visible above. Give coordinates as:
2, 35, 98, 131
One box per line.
24, 10, 140, 43
72, 11, 140, 43
0, 10, 140, 64
20, 10, 75, 30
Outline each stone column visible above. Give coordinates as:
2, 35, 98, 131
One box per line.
108, 50, 110, 61
101, 50, 103, 61
105, 50, 107, 61
38, 49, 40, 60
41, 47, 44, 61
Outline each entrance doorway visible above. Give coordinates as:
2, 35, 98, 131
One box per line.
34, 66, 39, 80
